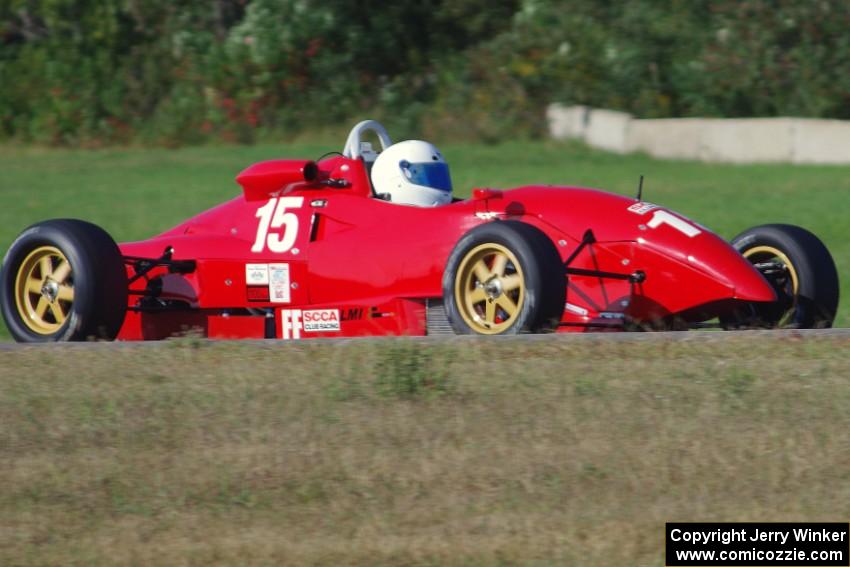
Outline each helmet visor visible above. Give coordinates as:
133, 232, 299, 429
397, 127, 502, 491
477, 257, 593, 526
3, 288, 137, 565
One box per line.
399, 161, 452, 192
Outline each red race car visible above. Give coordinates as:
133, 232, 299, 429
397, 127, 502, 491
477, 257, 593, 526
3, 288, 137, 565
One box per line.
0, 120, 840, 342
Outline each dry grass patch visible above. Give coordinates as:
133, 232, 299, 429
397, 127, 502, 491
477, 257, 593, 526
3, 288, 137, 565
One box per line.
1, 334, 849, 565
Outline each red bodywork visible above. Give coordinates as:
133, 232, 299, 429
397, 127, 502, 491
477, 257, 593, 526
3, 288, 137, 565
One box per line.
117, 156, 775, 339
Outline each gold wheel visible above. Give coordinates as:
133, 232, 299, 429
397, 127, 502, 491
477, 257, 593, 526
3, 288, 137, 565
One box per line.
454, 243, 525, 334
742, 245, 798, 327
743, 246, 799, 294
14, 246, 75, 335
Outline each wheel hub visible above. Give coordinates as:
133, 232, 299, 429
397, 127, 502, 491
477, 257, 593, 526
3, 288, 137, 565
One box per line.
41, 279, 59, 303
483, 277, 503, 299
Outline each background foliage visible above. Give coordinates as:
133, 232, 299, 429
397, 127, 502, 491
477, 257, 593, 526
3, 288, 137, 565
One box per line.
2, 0, 850, 146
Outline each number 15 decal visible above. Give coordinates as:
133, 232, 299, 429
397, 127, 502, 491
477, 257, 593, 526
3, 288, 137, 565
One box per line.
252, 196, 304, 253
647, 210, 701, 238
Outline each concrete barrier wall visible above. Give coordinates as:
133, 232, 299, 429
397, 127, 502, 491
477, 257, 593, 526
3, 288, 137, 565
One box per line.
547, 104, 850, 164
625, 118, 706, 160
545, 105, 589, 140
584, 108, 631, 154
791, 119, 850, 164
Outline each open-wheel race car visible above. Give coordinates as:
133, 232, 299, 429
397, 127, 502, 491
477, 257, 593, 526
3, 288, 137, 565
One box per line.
0, 120, 840, 342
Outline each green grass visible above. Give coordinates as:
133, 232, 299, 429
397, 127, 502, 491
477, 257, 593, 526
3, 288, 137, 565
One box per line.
1, 141, 848, 338
1, 334, 849, 565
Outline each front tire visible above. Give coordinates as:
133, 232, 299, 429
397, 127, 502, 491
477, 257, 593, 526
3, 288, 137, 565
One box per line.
443, 221, 566, 335
1, 219, 128, 342
721, 224, 838, 329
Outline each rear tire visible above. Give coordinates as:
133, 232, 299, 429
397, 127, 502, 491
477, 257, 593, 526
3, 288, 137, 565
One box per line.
443, 221, 566, 335
1, 219, 128, 342
721, 224, 838, 329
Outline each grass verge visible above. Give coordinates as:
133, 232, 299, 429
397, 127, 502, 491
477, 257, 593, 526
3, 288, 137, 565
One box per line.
1, 333, 849, 565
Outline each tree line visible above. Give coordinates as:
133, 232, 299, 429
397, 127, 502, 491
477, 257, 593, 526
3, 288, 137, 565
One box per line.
1, 0, 848, 146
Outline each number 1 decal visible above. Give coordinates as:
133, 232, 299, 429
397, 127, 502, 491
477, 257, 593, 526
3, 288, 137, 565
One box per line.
647, 210, 701, 238
252, 197, 304, 253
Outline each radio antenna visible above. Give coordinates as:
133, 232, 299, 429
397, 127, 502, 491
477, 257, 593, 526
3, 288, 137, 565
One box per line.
636, 175, 644, 201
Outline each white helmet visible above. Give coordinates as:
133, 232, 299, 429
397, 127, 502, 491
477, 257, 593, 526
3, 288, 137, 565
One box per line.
371, 140, 453, 206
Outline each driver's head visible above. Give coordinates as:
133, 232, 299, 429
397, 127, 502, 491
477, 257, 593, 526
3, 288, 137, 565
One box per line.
371, 140, 453, 206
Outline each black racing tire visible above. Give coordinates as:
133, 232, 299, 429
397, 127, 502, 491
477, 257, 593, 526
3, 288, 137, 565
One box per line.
442, 220, 566, 335
1, 219, 128, 342
721, 224, 839, 329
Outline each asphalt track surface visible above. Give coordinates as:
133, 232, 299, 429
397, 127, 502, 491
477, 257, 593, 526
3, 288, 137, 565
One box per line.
0, 328, 848, 351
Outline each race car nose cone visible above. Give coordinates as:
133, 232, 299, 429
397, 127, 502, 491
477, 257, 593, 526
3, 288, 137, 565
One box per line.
683, 231, 777, 303
731, 263, 777, 303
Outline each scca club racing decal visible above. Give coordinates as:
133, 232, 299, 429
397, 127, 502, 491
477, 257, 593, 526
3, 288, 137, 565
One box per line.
281, 309, 336, 339
302, 309, 341, 332
280, 308, 364, 339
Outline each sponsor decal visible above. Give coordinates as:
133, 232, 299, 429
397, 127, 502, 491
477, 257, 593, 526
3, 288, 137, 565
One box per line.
302, 309, 341, 332
342, 307, 364, 321
246, 287, 270, 302
369, 306, 395, 319
246, 263, 270, 285
281, 309, 302, 339
280, 308, 344, 338
268, 263, 291, 303
627, 202, 659, 215
565, 302, 589, 317
599, 312, 625, 320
